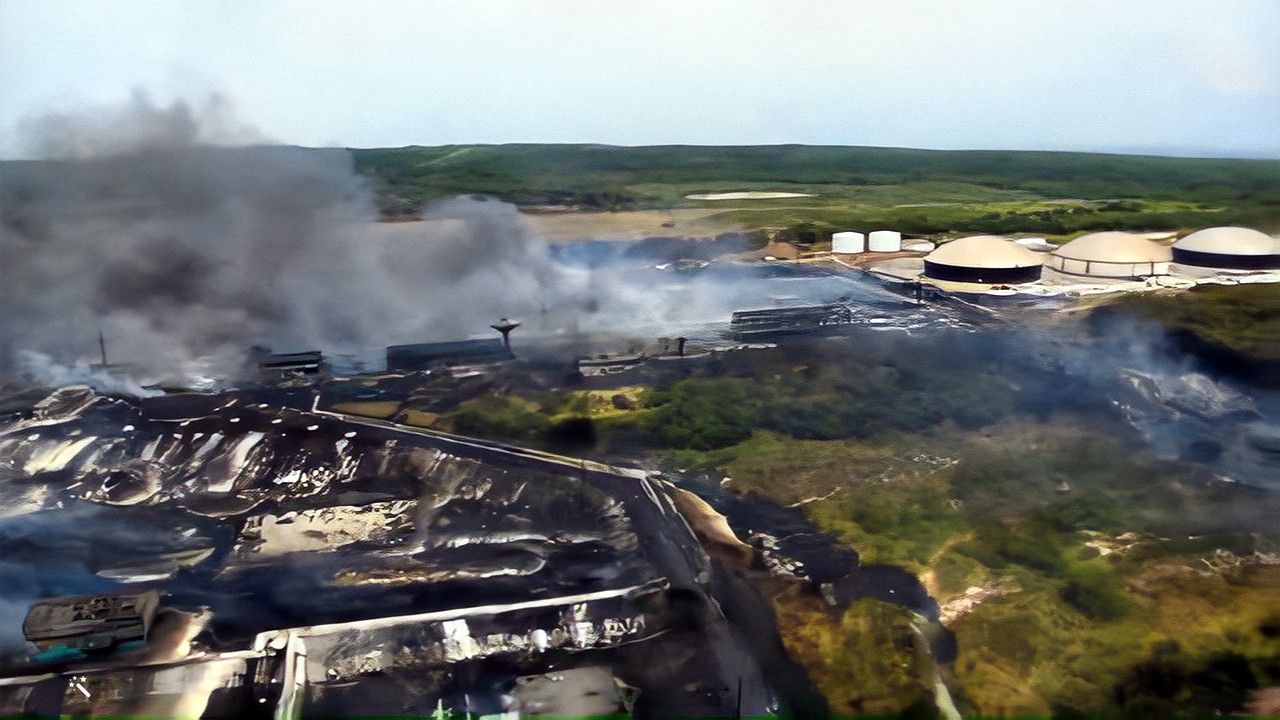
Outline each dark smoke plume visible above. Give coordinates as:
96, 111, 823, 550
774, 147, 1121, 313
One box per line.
0, 94, 621, 384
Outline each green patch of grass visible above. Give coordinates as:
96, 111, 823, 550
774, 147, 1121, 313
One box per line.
1060, 559, 1130, 621
674, 432, 960, 568
933, 553, 988, 596
775, 592, 935, 717
440, 395, 551, 444
958, 520, 1068, 574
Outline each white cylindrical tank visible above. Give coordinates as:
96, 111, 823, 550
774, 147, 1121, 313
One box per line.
831, 231, 865, 254
868, 230, 902, 252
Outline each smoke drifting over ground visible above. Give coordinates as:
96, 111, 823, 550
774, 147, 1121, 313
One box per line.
2, 94, 758, 386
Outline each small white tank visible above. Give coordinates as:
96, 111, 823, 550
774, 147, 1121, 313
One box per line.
831, 231, 866, 254
868, 230, 902, 252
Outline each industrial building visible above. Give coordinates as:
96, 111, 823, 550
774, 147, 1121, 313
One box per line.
386, 339, 510, 371
1046, 231, 1171, 278
922, 235, 1043, 284
253, 349, 326, 382
387, 319, 520, 371
1172, 226, 1280, 270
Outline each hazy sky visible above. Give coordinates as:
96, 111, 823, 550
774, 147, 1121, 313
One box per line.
2, 0, 1278, 158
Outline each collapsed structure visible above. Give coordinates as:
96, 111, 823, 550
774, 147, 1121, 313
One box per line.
0, 386, 778, 717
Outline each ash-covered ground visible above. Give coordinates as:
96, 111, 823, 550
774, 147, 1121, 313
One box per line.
0, 382, 806, 717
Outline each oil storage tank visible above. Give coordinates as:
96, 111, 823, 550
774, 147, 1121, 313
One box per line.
1172, 227, 1280, 270
923, 235, 1043, 284
868, 230, 902, 252
1046, 231, 1171, 278
832, 231, 866, 254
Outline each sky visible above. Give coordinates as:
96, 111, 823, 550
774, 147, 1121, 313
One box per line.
2, 0, 1279, 158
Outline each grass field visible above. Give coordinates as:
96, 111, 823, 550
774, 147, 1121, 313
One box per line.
352, 144, 1280, 238
409, 333, 1280, 718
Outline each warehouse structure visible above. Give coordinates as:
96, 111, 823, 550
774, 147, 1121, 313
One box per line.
1046, 231, 1171, 278
1172, 226, 1280, 270
922, 235, 1043, 284
386, 339, 508, 371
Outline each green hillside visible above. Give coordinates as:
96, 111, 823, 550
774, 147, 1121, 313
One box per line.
351, 144, 1280, 237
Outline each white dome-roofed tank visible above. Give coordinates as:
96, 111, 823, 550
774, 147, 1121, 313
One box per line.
1047, 231, 1172, 278
923, 235, 1043, 284
831, 231, 866, 254
868, 230, 902, 252
1173, 227, 1280, 270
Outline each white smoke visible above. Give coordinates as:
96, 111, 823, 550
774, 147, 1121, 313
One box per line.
13, 351, 163, 398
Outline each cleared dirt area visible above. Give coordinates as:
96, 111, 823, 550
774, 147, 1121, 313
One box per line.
371, 209, 742, 243
519, 208, 744, 242
684, 191, 813, 200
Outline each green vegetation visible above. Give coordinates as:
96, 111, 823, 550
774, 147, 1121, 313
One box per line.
775, 591, 937, 718
417, 334, 1280, 718
1098, 284, 1280, 384
438, 342, 1026, 460
352, 144, 1280, 235
441, 395, 551, 443
673, 426, 1280, 718
631, 354, 1017, 454
439, 389, 655, 453
1060, 559, 1130, 621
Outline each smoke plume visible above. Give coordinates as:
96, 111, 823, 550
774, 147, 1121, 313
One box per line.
17, 90, 267, 160
0, 94, 627, 384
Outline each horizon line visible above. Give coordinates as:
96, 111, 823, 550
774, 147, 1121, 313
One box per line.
6, 141, 1280, 163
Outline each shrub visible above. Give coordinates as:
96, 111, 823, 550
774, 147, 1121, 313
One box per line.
961, 520, 1067, 574
638, 378, 769, 450
1061, 560, 1129, 621
444, 396, 550, 443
